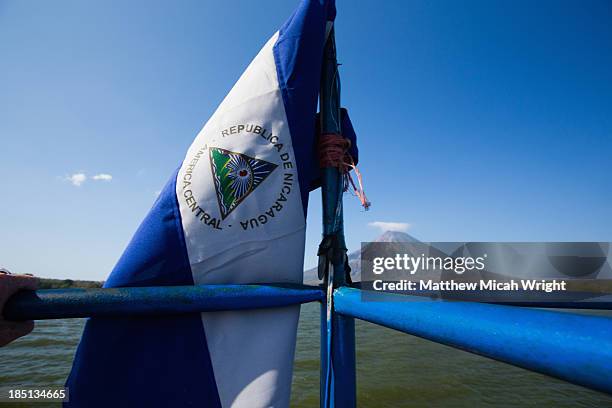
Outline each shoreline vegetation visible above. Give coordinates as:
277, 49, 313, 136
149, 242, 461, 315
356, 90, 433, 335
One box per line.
39, 278, 103, 289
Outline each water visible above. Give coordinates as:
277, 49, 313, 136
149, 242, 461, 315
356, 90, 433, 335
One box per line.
2, 304, 611, 407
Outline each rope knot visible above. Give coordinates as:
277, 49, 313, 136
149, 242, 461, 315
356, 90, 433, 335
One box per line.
318, 133, 371, 210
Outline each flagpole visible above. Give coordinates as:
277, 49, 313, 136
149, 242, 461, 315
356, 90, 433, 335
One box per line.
319, 26, 357, 408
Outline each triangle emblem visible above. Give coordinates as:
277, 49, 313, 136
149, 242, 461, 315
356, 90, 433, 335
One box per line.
209, 147, 278, 220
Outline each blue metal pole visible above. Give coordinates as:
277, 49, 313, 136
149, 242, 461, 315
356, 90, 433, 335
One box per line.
319, 26, 357, 408
320, 301, 330, 405
490, 298, 612, 310
334, 287, 612, 395
3, 284, 323, 320
366, 287, 612, 310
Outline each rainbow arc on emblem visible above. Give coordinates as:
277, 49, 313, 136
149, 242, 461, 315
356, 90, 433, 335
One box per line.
209, 147, 278, 219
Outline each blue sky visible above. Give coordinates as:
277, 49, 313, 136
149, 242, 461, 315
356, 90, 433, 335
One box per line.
1, 0, 611, 280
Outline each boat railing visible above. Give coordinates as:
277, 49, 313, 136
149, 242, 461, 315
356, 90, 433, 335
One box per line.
5, 282, 612, 407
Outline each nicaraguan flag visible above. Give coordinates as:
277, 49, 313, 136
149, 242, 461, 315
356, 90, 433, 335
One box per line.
64, 1, 355, 407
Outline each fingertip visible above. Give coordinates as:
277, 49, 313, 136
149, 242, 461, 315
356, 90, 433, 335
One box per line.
14, 321, 35, 340
22, 320, 35, 334
0, 320, 35, 347
14, 275, 39, 291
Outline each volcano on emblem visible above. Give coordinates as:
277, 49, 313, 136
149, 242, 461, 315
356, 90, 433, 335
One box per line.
209, 147, 278, 219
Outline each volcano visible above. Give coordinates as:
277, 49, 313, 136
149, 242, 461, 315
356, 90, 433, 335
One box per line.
303, 231, 422, 284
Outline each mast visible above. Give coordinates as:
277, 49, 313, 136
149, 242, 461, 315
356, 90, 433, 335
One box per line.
319, 26, 357, 408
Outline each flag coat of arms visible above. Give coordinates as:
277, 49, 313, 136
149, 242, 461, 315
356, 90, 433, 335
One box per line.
65, 1, 341, 407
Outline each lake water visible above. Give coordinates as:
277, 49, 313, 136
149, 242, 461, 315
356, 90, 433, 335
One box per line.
2, 303, 611, 407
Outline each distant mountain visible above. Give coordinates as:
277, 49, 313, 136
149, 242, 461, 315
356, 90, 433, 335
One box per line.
303, 231, 423, 284
374, 231, 420, 243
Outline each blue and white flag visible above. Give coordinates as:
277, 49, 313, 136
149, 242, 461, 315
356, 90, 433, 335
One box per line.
65, 1, 340, 407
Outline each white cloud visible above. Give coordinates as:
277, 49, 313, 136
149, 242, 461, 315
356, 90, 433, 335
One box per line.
92, 173, 113, 182
66, 173, 87, 187
368, 221, 411, 233
63, 172, 112, 186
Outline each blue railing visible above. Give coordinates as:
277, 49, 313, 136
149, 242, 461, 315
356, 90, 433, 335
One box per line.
335, 287, 612, 396
5, 283, 612, 406
3, 284, 323, 319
